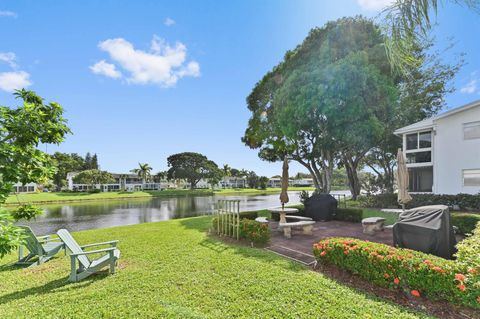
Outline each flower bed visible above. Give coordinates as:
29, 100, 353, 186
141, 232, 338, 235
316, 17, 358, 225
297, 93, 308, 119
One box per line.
211, 216, 270, 244
313, 237, 480, 309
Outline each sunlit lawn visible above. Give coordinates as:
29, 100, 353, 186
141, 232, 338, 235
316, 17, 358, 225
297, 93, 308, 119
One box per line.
0, 216, 431, 318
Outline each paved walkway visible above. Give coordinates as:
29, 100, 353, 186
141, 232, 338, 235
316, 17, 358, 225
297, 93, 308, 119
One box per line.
266, 221, 393, 265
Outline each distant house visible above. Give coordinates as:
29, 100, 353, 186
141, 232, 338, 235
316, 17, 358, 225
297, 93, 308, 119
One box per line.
67, 172, 173, 192
12, 182, 37, 193
220, 176, 247, 188
394, 100, 480, 194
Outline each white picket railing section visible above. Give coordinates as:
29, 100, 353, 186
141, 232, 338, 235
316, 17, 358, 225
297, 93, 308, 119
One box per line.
214, 200, 241, 240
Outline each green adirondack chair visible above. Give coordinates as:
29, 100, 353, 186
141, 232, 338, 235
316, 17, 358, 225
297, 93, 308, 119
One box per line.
16, 226, 65, 267
57, 229, 120, 282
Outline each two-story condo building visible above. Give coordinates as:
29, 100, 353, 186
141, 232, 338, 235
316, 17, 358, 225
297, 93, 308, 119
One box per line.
394, 100, 480, 194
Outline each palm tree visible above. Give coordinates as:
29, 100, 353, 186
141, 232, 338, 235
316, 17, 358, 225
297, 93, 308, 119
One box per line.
222, 164, 231, 188
381, 0, 478, 73
131, 163, 152, 185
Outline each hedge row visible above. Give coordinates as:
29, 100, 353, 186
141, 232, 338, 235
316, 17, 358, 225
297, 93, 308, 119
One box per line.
357, 193, 480, 211
313, 235, 480, 308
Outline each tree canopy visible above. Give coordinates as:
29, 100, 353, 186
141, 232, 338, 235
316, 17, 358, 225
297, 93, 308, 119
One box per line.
73, 169, 114, 187
167, 152, 221, 189
243, 17, 397, 198
0, 89, 70, 257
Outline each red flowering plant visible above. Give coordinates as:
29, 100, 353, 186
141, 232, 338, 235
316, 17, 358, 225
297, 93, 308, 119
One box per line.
313, 237, 480, 309
239, 219, 270, 245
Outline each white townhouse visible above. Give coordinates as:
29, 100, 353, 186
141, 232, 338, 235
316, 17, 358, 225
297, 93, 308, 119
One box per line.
12, 182, 37, 193
67, 172, 174, 192
394, 100, 480, 194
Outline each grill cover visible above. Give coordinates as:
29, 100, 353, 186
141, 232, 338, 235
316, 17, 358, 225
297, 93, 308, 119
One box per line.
304, 193, 337, 221
393, 205, 457, 259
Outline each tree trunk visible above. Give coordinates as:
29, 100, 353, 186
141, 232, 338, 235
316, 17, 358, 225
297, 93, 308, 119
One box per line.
344, 156, 362, 200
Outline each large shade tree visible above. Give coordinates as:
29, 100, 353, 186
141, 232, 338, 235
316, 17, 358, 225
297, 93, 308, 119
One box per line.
0, 89, 70, 257
243, 17, 398, 198
167, 152, 221, 189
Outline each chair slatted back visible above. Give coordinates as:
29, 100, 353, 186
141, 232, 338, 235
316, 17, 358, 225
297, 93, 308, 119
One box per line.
18, 226, 44, 255
57, 229, 90, 268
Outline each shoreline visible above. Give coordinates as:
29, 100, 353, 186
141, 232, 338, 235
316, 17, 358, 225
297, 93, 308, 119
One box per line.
4, 187, 319, 207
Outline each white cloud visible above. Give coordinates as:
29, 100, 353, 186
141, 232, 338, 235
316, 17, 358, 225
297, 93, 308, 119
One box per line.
357, 0, 395, 11
0, 52, 17, 68
89, 60, 122, 79
0, 10, 17, 18
460, 79, 478, 94
0, 71, 31, 92
164, 17, 175, 26
92, 35, 200, 87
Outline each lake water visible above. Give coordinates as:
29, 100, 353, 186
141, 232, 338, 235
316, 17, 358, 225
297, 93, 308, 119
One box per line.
19, 191, 349, 235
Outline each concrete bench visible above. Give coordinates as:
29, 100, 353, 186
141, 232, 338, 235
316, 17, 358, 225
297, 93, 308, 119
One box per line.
285, 215, 313, 221
255, 217, 269, 224
278, 221, 315, 239
362, 217, 386, 235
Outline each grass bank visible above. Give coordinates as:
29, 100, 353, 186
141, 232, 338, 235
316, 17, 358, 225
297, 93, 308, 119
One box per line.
5, 189, 214, 206
5, 187, 317, 207
0, 217, 430, 318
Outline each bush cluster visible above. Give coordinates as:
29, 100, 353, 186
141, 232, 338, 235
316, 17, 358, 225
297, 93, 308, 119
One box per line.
211, 212, 269, 244
357, 193, 480, 211
334, 208, 363, 222
451, 214, 480, 235
239, 219, 270, 244
456, 222, 480, 272
313, 236, 480, 309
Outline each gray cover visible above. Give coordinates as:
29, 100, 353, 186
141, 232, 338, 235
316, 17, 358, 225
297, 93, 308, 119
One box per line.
304, 194, 337, 221
393, 205, 456, 259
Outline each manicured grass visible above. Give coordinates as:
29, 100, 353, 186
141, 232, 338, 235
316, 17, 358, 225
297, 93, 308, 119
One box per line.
0, 217, 431, 318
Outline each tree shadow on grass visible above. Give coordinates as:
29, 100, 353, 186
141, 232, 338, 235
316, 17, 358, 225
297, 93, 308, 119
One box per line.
0, 272, 109, 306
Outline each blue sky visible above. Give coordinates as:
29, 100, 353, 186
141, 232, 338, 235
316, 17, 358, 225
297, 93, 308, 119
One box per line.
1, 1, 479, 177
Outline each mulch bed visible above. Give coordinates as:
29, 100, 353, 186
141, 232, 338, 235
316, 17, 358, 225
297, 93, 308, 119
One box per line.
314, 263, 480, 319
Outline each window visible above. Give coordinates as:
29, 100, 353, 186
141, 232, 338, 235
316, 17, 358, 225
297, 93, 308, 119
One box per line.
28, 186, 34, 192
419, 131, 432, 148
464, 121, 480, 140
406, 131, 432, 150
409, 166, 433, 192
406, 133, 418, 150
463, 169, 480, 187
406, 151, 431, 164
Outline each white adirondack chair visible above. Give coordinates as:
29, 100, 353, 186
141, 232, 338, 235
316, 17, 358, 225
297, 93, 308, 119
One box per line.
57, 229, 120, 282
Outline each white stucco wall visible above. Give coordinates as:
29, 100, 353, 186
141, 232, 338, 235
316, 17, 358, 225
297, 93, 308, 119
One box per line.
434, 106, 480, 194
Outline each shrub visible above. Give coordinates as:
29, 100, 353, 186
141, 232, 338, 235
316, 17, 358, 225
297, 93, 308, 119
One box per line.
357, 193, 480, 211
334, 208, 363, 222
240, 219, 270, 244
313, 237, 480, 309
211, 213, 269, 244
456, 222, 480, 272
451, 213, 480, 235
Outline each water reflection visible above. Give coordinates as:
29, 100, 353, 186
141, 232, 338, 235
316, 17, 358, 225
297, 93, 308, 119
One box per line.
18, 191, 347, 235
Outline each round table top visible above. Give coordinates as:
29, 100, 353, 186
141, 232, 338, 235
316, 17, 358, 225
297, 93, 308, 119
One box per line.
268, 207, 299, 214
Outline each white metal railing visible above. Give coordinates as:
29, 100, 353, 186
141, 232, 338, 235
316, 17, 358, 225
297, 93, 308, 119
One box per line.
213, 200, 241, 240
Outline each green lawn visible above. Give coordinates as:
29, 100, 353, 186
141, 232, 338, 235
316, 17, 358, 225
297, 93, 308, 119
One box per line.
0, 217, 431, 318
5, 187, 316, 206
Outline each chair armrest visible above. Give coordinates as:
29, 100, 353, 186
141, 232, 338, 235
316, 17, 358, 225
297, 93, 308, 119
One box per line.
39, 237, 62, 243
71, 247, 117, 256
80, 240, 118, 249
37, 235, 50, 240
